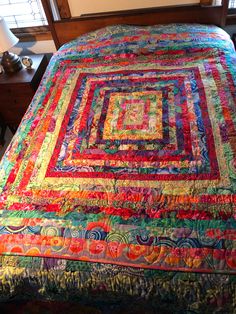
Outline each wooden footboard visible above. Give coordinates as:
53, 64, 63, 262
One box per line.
42, 0, 229, 49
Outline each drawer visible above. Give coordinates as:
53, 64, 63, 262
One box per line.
0, 86, 33, 110
0, 84, 33, 98
0, 88, 34, 126
1, 107, 26, 124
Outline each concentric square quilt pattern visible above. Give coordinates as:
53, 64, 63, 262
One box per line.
0, 24, 236, 275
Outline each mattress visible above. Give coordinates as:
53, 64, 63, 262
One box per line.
0, 24, 235, 312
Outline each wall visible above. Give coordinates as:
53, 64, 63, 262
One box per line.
68, 0, 199, 17
11, 40, 56, 56
224, 25, 236, 37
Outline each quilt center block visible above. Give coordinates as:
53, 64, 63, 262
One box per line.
43, 67, 219, 181
103, 91, 162, 140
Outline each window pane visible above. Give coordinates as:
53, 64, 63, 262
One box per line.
229, 0, 236, 8
0, 0, 47, 28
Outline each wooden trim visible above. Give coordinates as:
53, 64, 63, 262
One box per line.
12, 26, 52, 41
226, 14, 236, 24
221, 0, 229, 26
200, 0, 213, 5
41, 0, 60, 48
55, 0, 71, 19
18, 32, 52, 42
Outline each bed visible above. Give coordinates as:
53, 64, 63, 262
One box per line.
0, 4, 236, 313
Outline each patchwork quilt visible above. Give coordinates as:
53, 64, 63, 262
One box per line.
0, 24, 236, 310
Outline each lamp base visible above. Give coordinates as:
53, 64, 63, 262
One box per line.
1, 51, 22, 73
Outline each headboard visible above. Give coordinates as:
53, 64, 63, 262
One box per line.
42, 0, 229, 49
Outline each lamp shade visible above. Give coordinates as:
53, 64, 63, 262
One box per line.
0, 16, 19, 53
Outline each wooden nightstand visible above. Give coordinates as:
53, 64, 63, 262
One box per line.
0, 54, 48, 133
0, 113, 6, 147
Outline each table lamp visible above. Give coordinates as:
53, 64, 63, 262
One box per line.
0, 16, 22, 73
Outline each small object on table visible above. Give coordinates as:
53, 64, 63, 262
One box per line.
22, 56, 33, 69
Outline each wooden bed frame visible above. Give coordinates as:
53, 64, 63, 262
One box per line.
42, 0, 229, 49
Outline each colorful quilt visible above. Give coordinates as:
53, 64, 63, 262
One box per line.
0, 24, 236, 310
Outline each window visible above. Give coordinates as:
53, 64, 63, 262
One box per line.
227, 0, 236, 25
228, 0, 236, 14
0, 0, 47, 29
0, 0, 51, 41
229, 0, 236, 8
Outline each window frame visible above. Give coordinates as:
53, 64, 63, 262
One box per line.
1, 0, 54, 41
10, 0, 71, 41
227, 6, 236, 24
12, 26, 51, 41
228, 0, 236, 13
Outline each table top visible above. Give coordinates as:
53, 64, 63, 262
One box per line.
0, 54, 46, 85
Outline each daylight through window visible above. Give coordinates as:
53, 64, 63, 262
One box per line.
229, 0, 236, 9
0, 0, 47, 28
